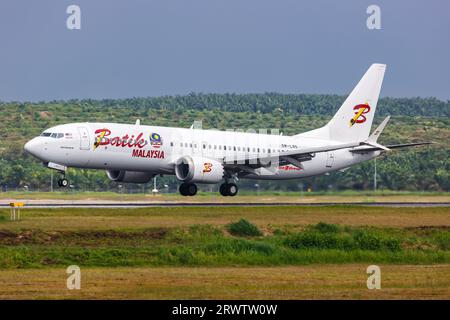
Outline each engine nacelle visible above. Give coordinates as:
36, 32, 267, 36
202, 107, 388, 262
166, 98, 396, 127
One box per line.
175, 156, 224, 184
106, 170, 155, 183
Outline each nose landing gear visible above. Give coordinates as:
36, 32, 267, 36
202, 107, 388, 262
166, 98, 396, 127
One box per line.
219, 183, 238, 196
57, 177, 69, 188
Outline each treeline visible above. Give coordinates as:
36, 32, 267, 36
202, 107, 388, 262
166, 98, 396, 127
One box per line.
2, 93, 450, 117
0, 93, 448, 192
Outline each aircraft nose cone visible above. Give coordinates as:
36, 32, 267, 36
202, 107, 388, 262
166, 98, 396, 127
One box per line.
24, 138, 42, 158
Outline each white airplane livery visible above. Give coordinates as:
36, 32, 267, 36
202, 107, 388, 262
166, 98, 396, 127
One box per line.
24, 64, 430, 196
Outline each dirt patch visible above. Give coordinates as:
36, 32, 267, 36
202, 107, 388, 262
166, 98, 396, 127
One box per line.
39, 111, 52, 118
405, 225, 449, 236
0, 228, 168, 245
0, 230, 16, 239
406, 226, 449, 231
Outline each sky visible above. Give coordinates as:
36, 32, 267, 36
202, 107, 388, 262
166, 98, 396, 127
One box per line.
0, 0, 449, 102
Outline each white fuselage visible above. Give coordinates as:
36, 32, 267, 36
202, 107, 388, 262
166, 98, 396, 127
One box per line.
24, 122, 379, 181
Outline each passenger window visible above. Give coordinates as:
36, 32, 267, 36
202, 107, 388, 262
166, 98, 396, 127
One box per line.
180, 143, 183, 147
203, 144, 206, 149
190, 143, 192, 148
170, 142, 173, 147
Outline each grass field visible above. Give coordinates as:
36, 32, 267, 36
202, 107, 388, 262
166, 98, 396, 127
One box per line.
1, 205, 449, 231
1, 265, 449, 299
0, 205, 449, 299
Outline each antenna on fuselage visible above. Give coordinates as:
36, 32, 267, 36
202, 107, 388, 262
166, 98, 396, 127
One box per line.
135, 119, 140, 125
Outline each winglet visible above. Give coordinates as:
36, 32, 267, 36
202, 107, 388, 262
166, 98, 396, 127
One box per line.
368, 116, 390, 143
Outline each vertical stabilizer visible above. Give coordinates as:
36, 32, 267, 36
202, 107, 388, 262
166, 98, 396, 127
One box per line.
327, 63, 386, 142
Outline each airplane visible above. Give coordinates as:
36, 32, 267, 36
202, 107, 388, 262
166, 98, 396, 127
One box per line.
24, 64, 432, 196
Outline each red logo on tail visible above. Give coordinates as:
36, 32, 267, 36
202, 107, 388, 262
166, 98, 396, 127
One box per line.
350, 104, 371, 126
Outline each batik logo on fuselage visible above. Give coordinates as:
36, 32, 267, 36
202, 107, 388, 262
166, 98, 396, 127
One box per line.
93, 128, 146, 149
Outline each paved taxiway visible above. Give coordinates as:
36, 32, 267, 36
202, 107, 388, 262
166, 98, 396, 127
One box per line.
0, 201, 448, 208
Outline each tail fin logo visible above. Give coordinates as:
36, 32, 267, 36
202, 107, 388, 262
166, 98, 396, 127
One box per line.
350, 104, 371, 127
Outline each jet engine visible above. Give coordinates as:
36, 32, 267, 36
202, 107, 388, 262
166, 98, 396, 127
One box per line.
175, 156, 224, 184
106, 170, 155, 183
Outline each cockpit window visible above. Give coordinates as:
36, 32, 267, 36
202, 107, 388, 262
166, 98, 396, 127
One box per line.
41, 132, 64, 138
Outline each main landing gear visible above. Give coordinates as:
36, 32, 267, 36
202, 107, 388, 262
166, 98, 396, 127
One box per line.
219, 183, 238, 197
179, 183, 197, 196
178, 182, 239, 196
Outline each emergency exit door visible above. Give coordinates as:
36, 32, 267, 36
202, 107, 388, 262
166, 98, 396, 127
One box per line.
78, 127, 90, 150
326, 152, 335, 168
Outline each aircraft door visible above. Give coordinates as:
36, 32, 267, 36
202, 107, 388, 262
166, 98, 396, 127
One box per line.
78, 127, 90, 150
326, 152, 335, 168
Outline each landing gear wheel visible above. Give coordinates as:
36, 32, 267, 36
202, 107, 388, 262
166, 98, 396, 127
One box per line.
219, 183, 229, 196
219, 183, 238, 196
186, 183, 197, 196
179, 183, 188, 196
226, 183, 238, 197
58, 178, 69, 188
179, 183, 197, 196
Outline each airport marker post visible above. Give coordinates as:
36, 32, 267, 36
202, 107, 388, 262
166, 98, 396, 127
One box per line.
9, 202, 25, 221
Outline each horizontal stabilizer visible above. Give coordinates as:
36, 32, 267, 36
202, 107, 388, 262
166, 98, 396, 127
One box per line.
364, 141, 390, 151
368, 116, 390, 142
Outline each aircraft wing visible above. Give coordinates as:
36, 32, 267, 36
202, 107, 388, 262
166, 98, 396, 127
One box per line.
223, 140, 433, 175
350, 142, 434, 153
223, 141, 361, 170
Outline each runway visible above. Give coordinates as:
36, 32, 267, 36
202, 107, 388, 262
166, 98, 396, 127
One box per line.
1, 201, 449, 208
